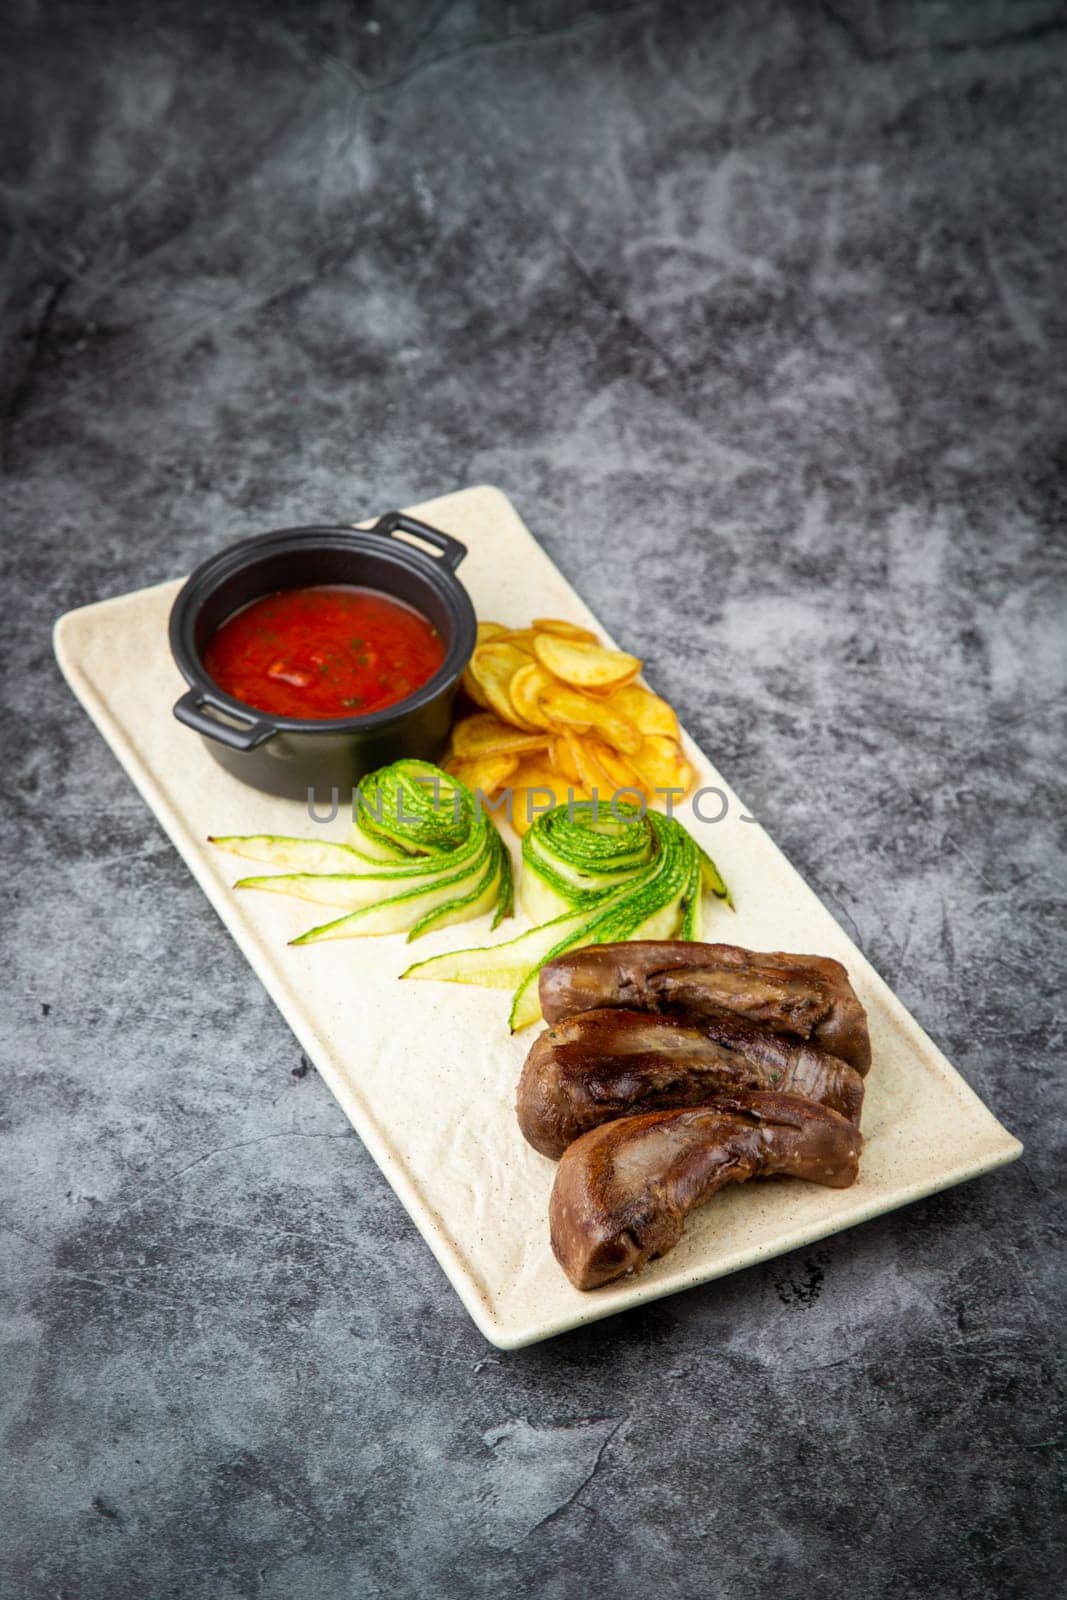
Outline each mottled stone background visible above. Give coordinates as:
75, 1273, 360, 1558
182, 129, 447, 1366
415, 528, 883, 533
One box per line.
2, 2, 1064, 1596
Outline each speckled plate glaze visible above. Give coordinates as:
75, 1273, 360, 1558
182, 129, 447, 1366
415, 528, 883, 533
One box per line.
53, 486, 1021, 1348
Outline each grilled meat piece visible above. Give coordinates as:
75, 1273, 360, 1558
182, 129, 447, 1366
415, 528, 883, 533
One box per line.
539, 941, 872, 1074
517, 1008, 864, 1158
550, 1092, 862, 1290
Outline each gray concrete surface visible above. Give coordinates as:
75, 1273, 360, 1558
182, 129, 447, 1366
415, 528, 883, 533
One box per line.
2, 2, 1064, 1595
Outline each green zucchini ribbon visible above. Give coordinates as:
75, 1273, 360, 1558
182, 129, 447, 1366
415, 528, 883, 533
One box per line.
403, 801, 730, 1030
209, 759, 512, 943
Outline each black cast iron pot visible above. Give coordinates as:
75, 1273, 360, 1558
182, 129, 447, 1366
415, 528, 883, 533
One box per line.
169, 513, 477, 801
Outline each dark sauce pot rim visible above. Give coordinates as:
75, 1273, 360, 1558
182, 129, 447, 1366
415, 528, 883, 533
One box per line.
168, 514, 477, 749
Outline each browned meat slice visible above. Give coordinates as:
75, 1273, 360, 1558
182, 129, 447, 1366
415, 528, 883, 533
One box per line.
517, 1008, 864, 1158
539, 941, 872, 1074
550, 1092, 862, 1291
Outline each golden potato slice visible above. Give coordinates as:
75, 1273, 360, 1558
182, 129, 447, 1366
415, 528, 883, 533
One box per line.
506, 793, 541, 836
508, 661, 558, 730
461, 678, 486, 709
551, 729, 583, 784
499, 628, 538, 654
461, 624, 510, 707
508, 768, 588, 835
451, 713, 548, 760
476, 621, 509, 643
461, 668, 489, 709
559, 732, 601, 793
470, 642, 539, 730
447, 751, 520, 794
531, 618, 599, 643
609, 684, 681, 739
561, 734, 647, 801
589, 739, 647, 795
533, 633, 641, 692
538, 681, 642, 756
509, 760, 571, 791
462, 615, 689, 813
628, 736, 693, 794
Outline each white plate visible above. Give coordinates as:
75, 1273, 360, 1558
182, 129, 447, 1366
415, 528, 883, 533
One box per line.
53, 485, 1021, 1348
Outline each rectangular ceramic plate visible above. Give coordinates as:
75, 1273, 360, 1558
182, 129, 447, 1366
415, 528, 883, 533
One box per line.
54, 486, 1021, 1348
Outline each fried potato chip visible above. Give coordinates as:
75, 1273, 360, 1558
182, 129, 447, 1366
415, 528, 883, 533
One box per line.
561, 733, 607, 796
470, 642, 540, 729
609, 684, 681, 739
532, 633, 641, 692
504, 798, 528, 836
476, 622, 509, 643
509, 761, 574, 792
505, 794, 539, 836
499, 628, 539, 654
507, 768, 590, 835
628, 735, 693, 793
461, 668, 489, 709
448, 614, 694, 810
445, 751, 521, 794
531, 618, 599, 643
550, 729, 584, 785
538, 681, 642, 756
561, 734, 596, 793
508, 661, 558, 730
462, 623, 523, 708
451, 712, 549, 760
461, 677, 486, 709
588, 739, 646, 794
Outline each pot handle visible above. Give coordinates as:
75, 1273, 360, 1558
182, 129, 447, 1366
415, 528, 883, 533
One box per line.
366, 511, 468, 571
173, 689, 275, 751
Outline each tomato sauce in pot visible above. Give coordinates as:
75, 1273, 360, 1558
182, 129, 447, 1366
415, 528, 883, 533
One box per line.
203, 585, 445, 720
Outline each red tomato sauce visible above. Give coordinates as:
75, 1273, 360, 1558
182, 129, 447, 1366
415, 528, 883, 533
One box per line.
203, 585, 445, 720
